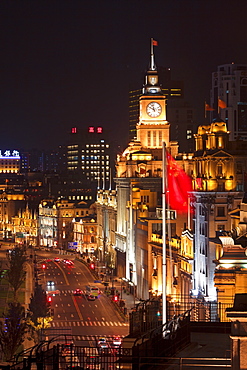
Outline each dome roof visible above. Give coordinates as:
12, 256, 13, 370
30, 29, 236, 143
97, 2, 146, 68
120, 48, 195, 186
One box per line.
197, 125, 211, 135
211, 119, 227, 133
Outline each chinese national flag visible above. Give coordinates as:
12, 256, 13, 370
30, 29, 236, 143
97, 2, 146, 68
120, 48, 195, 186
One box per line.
166, 153, 192, 213
205, 103, 214, 111
152, 40, 158, 46
218, 98, 227, 109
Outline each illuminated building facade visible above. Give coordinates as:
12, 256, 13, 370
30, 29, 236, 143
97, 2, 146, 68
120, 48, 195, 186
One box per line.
210, 63, 247, 141
129, 66, 184, 141
0, 190, 25, 240
38, 199, 94, 249
0, 150, 20, 173
115, 42, 188, 300
39, 200, 58, 248
12, 204, 38, 246
150, 227, 193, 303
213, 197, 247, 320
96, 189, 117, 271
67, 126, 112, 189
177, 119, 247, 300
73, 215, 97, 255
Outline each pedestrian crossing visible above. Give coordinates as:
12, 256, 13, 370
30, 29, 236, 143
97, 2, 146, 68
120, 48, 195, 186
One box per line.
45, 334, 125, 342
51, 321, 128, 327
75, 334, 125, 342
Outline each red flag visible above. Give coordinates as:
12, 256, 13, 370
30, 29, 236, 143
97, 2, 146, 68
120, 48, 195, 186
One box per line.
205, 103, 214, 111
195, 178, 202, 190
166, 153, 192, 213
152, 40, 158, 46
218, 98, 227, 109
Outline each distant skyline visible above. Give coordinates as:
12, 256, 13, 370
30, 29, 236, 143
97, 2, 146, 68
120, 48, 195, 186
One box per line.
1, 0, 247, 151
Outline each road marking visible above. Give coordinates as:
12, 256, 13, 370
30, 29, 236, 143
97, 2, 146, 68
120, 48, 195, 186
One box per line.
71, 295, 83, 321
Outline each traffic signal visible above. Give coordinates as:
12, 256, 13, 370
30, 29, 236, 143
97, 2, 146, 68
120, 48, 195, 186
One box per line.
90, 263, 95, 270
42, 263, 46, 269
47, 296, 52, 303
113, 295, 119, 302
157, 311, 161, 317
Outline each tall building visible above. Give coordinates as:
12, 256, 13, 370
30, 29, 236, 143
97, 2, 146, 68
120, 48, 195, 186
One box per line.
115, 41, 188, 300
129, 66, 184, 141
210, 63, 247, 141
178, 119, 247, 300
66, 126, 113, 189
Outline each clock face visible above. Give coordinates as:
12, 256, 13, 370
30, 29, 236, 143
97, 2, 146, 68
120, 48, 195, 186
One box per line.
146, 102, 162, 117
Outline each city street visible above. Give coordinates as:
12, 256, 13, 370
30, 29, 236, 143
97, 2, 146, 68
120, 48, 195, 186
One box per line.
34, 249, 129, 347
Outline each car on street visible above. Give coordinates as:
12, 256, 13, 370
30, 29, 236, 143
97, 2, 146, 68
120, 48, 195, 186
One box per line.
54, 257, 60, 262
47, 281, 55, 287
63, 259, 74, 266
112, 336, 122, 348
73, 288, 82, 296
97, 337, 108, 348
87, 294, 96, 301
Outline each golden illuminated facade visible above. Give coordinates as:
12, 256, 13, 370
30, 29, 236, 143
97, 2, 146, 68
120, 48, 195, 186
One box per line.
12, 204, 38, 246
177, 118, 247, 300
73, 215, 97, 255
0, 150, 20, 174
0, 191, 25, 240
213, 197, 247, 321
96, 189, 117, 270
115, 42, 190, 300
39, 199, 94, 249
150, 228, 193, 303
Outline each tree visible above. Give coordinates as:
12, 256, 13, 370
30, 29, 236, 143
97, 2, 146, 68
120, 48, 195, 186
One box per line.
27, 284, 52, 342
0, 302, 27, 362
6, 246, 27, 301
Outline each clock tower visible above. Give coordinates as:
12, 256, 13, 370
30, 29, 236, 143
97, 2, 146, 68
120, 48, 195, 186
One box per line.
137, 39, 170, 149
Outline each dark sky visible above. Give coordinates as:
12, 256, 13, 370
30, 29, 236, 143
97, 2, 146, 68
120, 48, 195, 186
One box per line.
1, 0, 247, 151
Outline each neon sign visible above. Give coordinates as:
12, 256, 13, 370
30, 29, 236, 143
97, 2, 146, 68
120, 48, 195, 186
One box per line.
0, 150, 20, 158
88, 126, 103, 133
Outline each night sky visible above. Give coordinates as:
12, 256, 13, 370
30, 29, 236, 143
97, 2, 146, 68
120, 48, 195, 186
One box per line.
1, 0, 247, 151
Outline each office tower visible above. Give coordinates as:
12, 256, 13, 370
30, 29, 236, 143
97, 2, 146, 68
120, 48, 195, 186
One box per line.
67, 126, 113, 190
210, 63, 247, 141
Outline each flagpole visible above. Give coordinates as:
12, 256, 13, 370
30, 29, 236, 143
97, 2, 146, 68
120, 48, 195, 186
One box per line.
150, 38, 155, 71
162, 141, 167, 328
